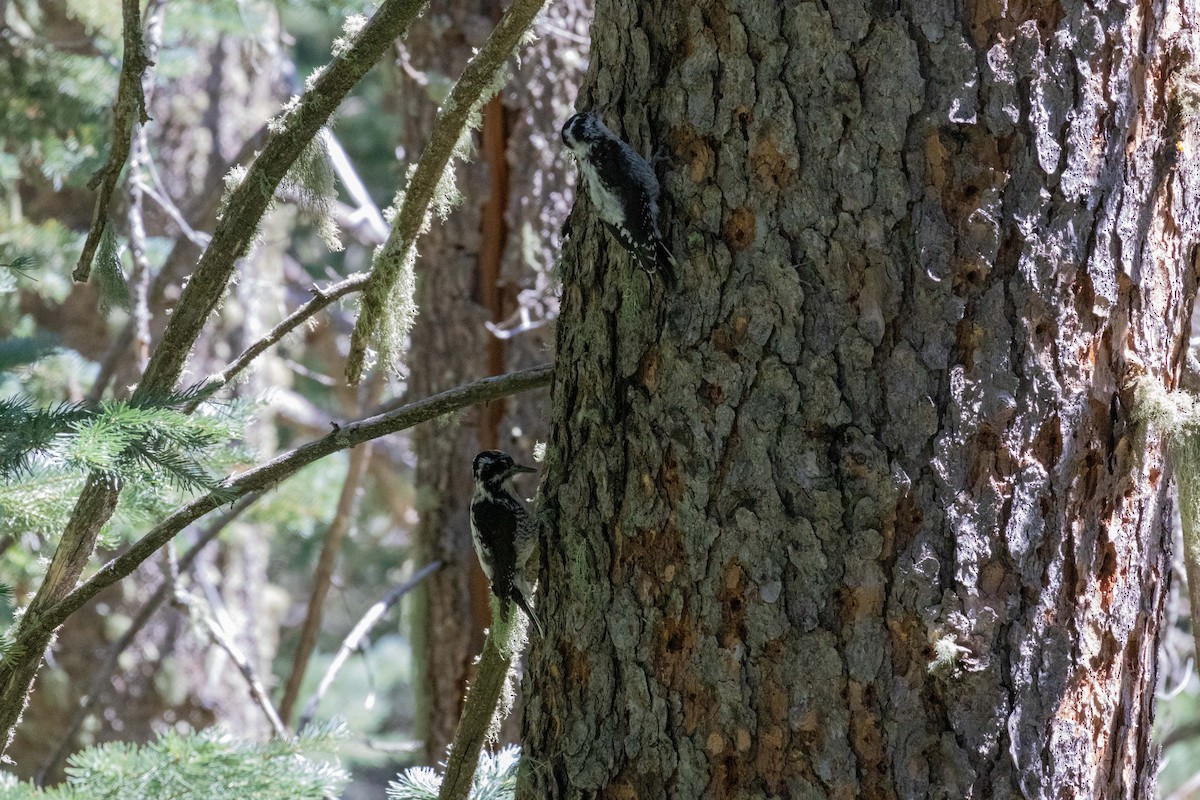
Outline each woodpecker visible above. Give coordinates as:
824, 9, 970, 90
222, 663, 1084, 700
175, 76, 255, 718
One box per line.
470, 450, 544, 635
561, 110, 679, 286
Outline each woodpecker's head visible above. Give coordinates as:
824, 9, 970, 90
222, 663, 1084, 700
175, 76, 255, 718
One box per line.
561, 111, 610, 156
473, 450, 536, 489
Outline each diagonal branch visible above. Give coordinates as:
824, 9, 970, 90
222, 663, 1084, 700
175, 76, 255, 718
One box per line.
297, 560, 443, 732
34, 492, 262, 786
344, 0, 548, 384
73, 0, 150, 283
16, 365, 553, 654
436, 628, 514, 800
199, 273, 368, 402
183, 576, 288, 739
278, 434, 376, 725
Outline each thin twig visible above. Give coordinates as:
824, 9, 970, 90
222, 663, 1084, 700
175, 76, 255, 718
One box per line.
197, 273, 368, 404
74, 0, 150, 282
33, 492, 261, 785
345, 0, 549, 383
140, 150, 212, 248
182, 581, 288, 739
279, 440, 376, 724
297, 560, 443, 732
126, 0, 165, 373
19, 365, 553, 650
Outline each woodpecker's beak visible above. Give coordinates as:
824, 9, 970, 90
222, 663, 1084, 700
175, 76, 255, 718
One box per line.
507, 463, 537, 478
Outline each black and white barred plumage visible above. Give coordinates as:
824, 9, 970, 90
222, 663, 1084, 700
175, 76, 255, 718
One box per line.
561, 111, 679, 286
470, 450, 543, 635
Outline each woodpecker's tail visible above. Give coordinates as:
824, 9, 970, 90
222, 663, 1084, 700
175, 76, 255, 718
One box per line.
512, 590, 545, 636
655, 239, 679, 288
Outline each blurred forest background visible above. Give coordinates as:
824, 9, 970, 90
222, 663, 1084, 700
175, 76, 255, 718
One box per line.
3, 1, 1200, 798
0, 0, 583, 796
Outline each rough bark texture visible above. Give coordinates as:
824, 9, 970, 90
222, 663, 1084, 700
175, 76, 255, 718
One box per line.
399, 1, 587, 760
521, 1, 1200, 798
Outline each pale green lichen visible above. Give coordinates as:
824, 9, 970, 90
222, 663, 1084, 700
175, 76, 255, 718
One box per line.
281, 130, 342, 252
93, 225, 131, 313
1133, 379, 1200, 530
268, 96, 302, 135
332, 14, 368, 58
928, 633, 969, 677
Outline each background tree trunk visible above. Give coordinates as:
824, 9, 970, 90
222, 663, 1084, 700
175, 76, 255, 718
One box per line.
398, 1, 588, 760
521, 1, 1200, 797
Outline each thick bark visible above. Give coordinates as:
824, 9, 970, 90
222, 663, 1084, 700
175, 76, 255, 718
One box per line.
400, 1, 587, 760
521, 1, 1200, 798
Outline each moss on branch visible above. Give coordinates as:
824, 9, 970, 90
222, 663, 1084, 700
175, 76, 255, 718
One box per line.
344, 0, 547, 384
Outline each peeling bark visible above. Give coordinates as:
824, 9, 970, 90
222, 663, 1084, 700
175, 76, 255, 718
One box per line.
521, 1, 1200, 797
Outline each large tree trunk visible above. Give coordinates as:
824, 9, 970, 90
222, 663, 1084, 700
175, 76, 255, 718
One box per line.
399, 1, 587, 760
521, 1, 1200, 797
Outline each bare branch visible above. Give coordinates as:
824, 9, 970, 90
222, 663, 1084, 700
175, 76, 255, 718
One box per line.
345, 0, 549, 383
201, 273, 368, 400
140, 149, 213, 248
126, 0, 167, 374
297, 560, 443, 732
182, 577, 288, 739
73, 0, 150, 283
18, 365, 552, 652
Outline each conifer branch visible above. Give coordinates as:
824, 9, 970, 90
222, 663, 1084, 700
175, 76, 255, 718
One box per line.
344, 0, 548, 384
0, 0, 432, 754
34, 492, 262, 785
73, 0, 150, 283
16, 365, 553, 655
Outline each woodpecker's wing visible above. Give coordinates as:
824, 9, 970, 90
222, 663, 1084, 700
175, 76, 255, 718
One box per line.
587, 138, 674, 279
470, 495, 521, 602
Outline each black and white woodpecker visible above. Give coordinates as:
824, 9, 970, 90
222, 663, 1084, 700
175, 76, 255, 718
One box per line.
469, 450, 544, 635
561, 110, 679, 286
